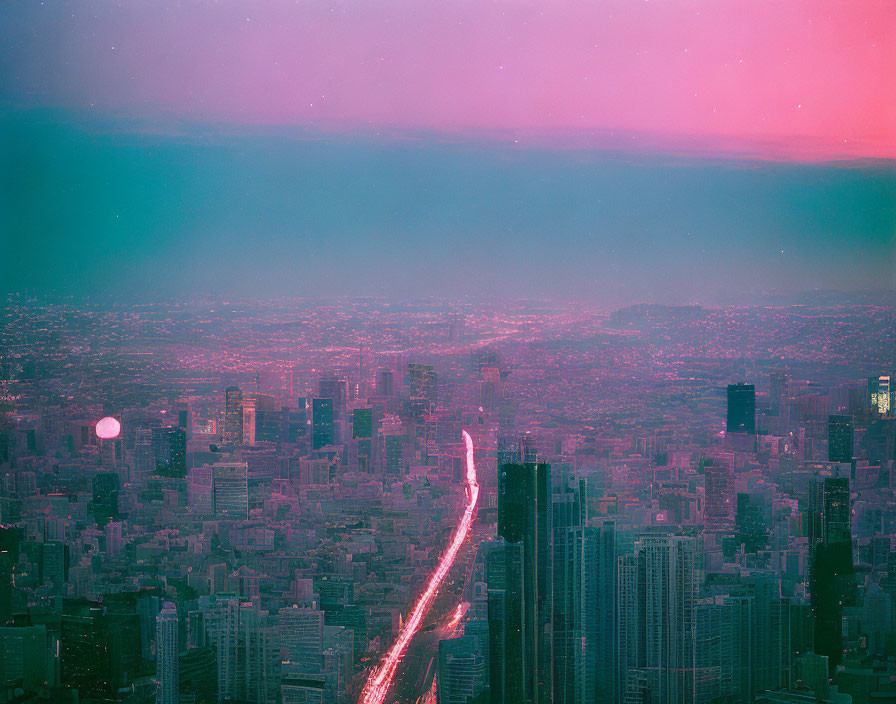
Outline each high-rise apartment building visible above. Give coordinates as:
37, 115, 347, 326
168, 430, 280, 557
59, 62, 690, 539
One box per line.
155, 602, 179, 704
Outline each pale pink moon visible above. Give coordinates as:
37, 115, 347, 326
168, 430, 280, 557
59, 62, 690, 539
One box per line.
96, 416, 121, 440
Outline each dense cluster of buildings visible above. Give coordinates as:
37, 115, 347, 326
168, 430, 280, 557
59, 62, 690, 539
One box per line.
0, 298, 894, 704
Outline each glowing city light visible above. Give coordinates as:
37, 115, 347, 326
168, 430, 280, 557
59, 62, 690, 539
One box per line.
359, 430, 480, 704
95, 416, 121, 439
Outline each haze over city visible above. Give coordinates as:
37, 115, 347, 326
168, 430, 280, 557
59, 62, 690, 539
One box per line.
1, 2, 895, 704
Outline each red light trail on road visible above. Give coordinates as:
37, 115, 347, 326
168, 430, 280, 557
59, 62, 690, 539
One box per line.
359, 430, 480, 704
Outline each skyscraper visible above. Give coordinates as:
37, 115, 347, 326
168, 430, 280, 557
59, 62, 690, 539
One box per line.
495, 461, 551, 703
551, 472, 584, 704
318, 376, 347, 420
155, 602, 179, 704
704, 458, 735, 527
242, 397, 257, 446
224, 386, 244, 444
92, 471, 120, 526
279, 605, 323, 670
134, 428, 155, 483
769, 371, 788, 416
352, 407, 373, 439
581, 521, 617, 704
312, 398, 334, 450
828, 414, 854, 463
486, 538, 525, 704
626, 535, 698, 704
375, 370, 395, 397
167, 427, 186, 477
808, 477, 853, 668
876, 375, 890, 415
727, 383, 756, 434
212, 462, 249, 520
438, 634, 488, 704
201, 597, 280, 704
151, 426, 186, 477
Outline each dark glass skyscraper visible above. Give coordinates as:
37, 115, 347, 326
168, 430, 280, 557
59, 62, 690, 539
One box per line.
828, 414, 854, 463
494, 461, 551, 704
551, 472, 584, 704
808, 477, 853, 668
92, 471, 120, 526
352, 407, 373, 439
727, 383, 756, 434
312, 397, 335, 449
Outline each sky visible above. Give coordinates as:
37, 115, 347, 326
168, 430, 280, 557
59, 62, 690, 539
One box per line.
1, 0, 894, 304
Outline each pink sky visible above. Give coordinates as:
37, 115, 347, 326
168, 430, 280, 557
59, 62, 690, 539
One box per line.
5, 0, 895, 159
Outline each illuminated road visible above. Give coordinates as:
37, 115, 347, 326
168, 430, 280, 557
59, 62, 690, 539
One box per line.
359, 430, 480, 704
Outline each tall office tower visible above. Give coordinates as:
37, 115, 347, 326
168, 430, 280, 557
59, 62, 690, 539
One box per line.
155, 602, 179, 704
167, 427, 186, 477
727, 383, 756, 434
769, 372, 788, 416
0, 624, 48, 693
736, 493, 769, 553
877, 375, 891, 415
211, 462, 249, 520
808, 477, 853, 668
438, 634, 488, 704
375, 370, 395, 397
407, 363, 439, 404
581, 521, 617, 704
868, 376, 880, 411
627, 535, 698, 704
496, 462, 551, 703
242, 397, 257, 446
134, 428, 155, 483
311, 398, 335, 449
828, 414, 854, 463
224, 386, 244, 443
724, 595, 754, 701
352, 408, 373, 439
202, 598, 280, 704
151, 426, 186, 477
60, 601, 141, 699
318, 376, 347, 420
703, 458, 735, 527
175, 400, 193, 440
486, 539, 525, 704
384, 433, 404, 475
137, 595, 161, 661
41, 540, 66, 594
741, 573, 790, 694
92, 471, 120, 526
279, 605, 324, 670
104, 521, 123, 556
551, 473, 584, 704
